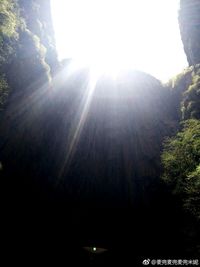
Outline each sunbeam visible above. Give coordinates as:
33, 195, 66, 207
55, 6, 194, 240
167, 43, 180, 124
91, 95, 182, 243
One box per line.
58, 70, 97, 181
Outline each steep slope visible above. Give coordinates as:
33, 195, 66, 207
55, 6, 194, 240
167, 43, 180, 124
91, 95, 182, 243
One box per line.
50, 70, 173, 205
179, 0, 200, 66
0, 0, 19, 109
18, 0, 58, 74
158, 0, 200, 255
1, 0, 200, 263
0, 0, 58, 112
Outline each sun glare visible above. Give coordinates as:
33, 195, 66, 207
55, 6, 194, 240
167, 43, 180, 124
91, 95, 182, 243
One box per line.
51, 0, 187, 81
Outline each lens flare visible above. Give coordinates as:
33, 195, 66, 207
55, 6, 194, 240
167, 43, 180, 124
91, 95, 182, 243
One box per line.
51, 0, 187, 81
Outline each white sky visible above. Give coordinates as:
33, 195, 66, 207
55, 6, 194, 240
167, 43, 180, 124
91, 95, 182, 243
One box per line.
51, 0, 187, 82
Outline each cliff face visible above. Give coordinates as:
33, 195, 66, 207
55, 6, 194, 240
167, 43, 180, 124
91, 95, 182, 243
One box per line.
0, 0, 200, 261
0, 0, 58, 110
1, 0, 199, 216
179, 0, 200, 65
18, 0, 58, 74
48, 70, 174, 205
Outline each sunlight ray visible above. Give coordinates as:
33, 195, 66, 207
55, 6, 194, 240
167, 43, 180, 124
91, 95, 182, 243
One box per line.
57, 71, 97, 181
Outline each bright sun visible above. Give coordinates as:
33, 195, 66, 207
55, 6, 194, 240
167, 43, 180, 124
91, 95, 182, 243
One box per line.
51, 0, 187, 81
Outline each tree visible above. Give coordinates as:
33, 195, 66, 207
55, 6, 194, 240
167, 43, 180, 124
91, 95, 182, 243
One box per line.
162, 119, 200, 219
181, 67, 200, 120
0, 0, 20, 110
0, 0, 19, 38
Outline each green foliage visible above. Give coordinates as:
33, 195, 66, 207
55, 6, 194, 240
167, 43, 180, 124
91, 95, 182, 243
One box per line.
0, 75, 9, 109
167, 67, 192, 89
0, 35, 15, 67
7, 28, 51, 91
166, 65, 200, 123
185, 165, 200, 219
0, 0, 19, 66
0, 1, 19, 109
0, 0, 56, 113
162, 119, 200, 219
0, 0, 19, 38
182, 68, 200, 120
164, 67, 193, 122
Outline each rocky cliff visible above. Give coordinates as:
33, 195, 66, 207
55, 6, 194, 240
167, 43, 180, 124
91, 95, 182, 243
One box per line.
0, 0, 58, 111
179, 0, 200, 66
0, 0, 200, 262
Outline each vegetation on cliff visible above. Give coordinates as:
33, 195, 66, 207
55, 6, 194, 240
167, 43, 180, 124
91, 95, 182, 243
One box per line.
162, 119, 200, 220
0, 0, 200, 261
0, 0, 57, 111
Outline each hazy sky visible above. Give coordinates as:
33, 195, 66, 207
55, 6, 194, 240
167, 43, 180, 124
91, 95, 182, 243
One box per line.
51, 0, 187, 81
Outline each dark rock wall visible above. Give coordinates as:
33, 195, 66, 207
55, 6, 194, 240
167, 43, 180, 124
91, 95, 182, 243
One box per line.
179, 0, 200, 66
